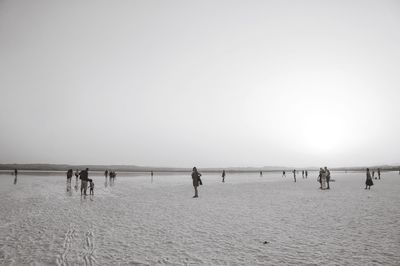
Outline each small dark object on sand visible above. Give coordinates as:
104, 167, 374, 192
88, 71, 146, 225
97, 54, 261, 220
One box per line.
263, 241, 270, 244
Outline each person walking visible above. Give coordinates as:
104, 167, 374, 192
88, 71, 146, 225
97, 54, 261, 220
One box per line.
365, 168, 374, 189
222, 170, 226, 183
191, 167, 202, 198
324, 166, 331, 189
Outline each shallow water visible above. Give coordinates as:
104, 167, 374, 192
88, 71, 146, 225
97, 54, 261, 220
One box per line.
0, 171, 399, 265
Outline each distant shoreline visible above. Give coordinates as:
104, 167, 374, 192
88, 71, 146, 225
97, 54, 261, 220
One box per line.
0, 164, 399, 173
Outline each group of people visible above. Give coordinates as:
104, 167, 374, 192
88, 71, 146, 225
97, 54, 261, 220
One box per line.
317, 167, 331, 190
105, 169, 117, 179
365, 168, 382, 189
281, 170, 308, 182
67, 168, 94, 196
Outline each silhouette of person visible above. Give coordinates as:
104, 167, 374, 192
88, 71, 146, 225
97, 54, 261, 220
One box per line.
89, 179, 94, 195
365, 168, 373, 189
293, 170, 296, 182
378, 168, 381, 180
13, 169, 17, 184
66, 169, 73, 183
305, 170, 308, 178
151, 171, 154, 183
222, 170, 226, 183
282, 170, 286, 177
75, 169, 79, 182
191, 167, 202, 198
79, 168, 89, 196
302, 170, 304, 178
324, 166, 331, 189
105, 169, 108, 179
260, 171, 263, 177
318, 168, 323, 189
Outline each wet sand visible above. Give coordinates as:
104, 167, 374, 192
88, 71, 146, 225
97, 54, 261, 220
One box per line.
0, 171, 399, 265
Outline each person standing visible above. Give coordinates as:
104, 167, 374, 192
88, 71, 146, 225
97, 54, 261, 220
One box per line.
317, 168, 323, 189
89, 179, 95, 195
302, 170, 304, 178
260, 171, 263, 177
75, 169, 79, 182
324, 166, 331, 189
13, 169, 18, 184
365, 168, 374, 189
66, 169, 73, 183
378, 168, 381, 180
293, 169, 296, 182
104, 169, 108, 179
79, 168, 89, 196
222, 170, 226, 183
319, 168, 328, 189
305, 170, 308, 178
191, 167, 202, 198
282, 170, 286, 177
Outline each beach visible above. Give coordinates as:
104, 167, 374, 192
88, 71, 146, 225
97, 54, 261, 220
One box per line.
0, 171, 399, 265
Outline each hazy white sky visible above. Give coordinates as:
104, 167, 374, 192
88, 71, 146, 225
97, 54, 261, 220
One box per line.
1, 0, 399, 167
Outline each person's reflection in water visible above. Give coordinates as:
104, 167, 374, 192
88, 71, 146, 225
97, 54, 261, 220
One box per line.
13, 176, 17, 184
104, 178, 108, 188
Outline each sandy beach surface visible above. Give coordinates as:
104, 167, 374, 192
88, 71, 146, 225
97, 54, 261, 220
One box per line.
0, 171, 399, 265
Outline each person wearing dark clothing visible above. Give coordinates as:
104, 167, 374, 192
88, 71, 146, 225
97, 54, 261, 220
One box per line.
282, 170, 286, 177
222, 170, 226, 183
305, 170, 308, 178
378, 168, 381, 180
67, 169, 73, 183
293, 170, 296, 182
324, 166, 331, 189
365, 168, 373, 189
302, 170, 304, 178
260, 171, 263, 177
13, 169, 17, 184
79, 168, 89, 196
104, 170, 108, 179
191, 167, 202, 198
317, 168, 323, 189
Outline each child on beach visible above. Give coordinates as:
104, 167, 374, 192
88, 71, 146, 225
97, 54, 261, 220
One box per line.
89, 179, 94, 195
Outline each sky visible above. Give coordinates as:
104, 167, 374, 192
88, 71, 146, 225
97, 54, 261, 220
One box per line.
0, 0, 399, 168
